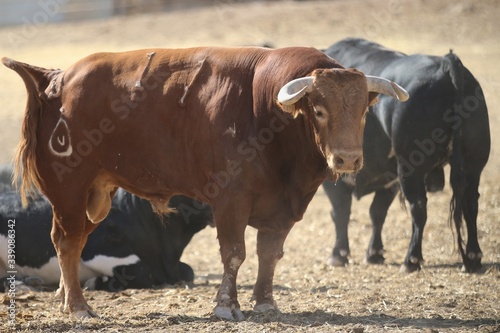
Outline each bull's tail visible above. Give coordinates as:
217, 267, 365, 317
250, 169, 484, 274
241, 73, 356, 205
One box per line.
2, 57, 60, 206
442, 50, 467, 263
449, 127, 466, 263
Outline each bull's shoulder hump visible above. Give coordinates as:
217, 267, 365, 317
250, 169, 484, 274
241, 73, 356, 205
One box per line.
65, 47, 214, 72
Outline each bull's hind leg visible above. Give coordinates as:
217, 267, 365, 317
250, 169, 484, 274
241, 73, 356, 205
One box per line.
51, 204, 99, 318
252, 227, 292, 313
461, 173, 483, 272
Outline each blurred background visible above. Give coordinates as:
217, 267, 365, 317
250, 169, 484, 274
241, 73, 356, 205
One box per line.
0, 0, 241, 26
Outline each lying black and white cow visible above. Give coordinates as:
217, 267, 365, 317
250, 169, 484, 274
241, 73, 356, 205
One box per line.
0, 180, 212, 291
322, 38, 490, 273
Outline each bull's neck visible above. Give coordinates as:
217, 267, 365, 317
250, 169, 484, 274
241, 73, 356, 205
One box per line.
263, 109, 328, 218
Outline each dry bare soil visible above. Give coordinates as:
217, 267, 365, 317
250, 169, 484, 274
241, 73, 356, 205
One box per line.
0, 0, 499, 332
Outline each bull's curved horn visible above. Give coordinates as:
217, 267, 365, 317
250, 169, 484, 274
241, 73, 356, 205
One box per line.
277, 76, 315, 105
366, 75, 409, 101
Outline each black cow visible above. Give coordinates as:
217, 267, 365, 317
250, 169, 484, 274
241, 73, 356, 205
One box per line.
322, 38, 490, 273
0, 184, 212, 291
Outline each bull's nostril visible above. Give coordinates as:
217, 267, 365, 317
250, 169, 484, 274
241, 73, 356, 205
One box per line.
354, 157, 362, 169
335, 156, 344, 167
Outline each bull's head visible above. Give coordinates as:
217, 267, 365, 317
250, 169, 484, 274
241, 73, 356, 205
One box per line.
278, 68, 408, 177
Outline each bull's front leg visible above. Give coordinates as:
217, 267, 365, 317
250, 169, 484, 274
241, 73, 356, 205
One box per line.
252, 227, 292, 313
213, 200, 251, 321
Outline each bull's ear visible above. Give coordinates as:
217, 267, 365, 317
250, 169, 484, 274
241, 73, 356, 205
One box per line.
279, 101, 301, 118
368, 92, 379, 106
277, 76, 314, 118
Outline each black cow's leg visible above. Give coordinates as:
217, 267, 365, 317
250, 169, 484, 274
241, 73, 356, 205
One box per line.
399, 172, 427, 273
365, 186, 398, 264
252, 227, 292, 313
323, 180, 354, 266
461, 173, 483, 272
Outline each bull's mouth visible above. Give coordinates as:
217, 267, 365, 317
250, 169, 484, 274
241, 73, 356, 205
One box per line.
326, 167, 360, 183
327, 153, 363, 176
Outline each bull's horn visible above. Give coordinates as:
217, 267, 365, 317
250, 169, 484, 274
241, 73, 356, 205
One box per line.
277, 76, 315, 105
366, 75, 409, 101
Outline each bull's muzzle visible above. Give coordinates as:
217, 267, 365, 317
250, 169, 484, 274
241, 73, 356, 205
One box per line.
330, 150, 363, 174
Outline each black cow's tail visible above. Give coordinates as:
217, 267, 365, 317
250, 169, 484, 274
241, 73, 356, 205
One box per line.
442, 50, 467, 265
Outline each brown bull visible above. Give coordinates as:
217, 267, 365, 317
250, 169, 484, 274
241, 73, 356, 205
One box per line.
3, 46, 408, 321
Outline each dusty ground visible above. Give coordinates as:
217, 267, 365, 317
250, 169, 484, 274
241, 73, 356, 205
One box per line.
0, 0, 499, 332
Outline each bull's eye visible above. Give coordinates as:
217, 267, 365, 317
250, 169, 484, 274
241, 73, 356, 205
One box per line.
313, 107, 326, 120
309, 102, 327, 122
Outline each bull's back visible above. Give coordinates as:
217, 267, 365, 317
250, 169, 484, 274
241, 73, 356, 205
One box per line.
56, 47, 267, 195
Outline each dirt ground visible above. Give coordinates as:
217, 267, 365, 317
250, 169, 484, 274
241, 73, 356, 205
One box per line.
0, 0, 499, 332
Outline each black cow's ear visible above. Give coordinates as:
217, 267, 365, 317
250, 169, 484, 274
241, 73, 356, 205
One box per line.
368, 92, 379, 106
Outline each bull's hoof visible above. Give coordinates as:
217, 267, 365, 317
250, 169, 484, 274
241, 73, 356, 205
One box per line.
461, 264, 483, 273
400, 262, 421, 274
214, 306, 245, 321
461, 252, 483, 273
400, 264, 419, 274
364, 253, 385, 265
71, 308, 98, 319
328, 250, 349, 266
400, 256, 423, 273
253, 302, 279, 313
55, 287, 64, 298
365, 249, 385, 264
461, 261, 483, 273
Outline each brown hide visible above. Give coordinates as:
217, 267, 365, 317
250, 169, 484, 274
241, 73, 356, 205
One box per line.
38, 47, 363, 222
4, 46, 375, 319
